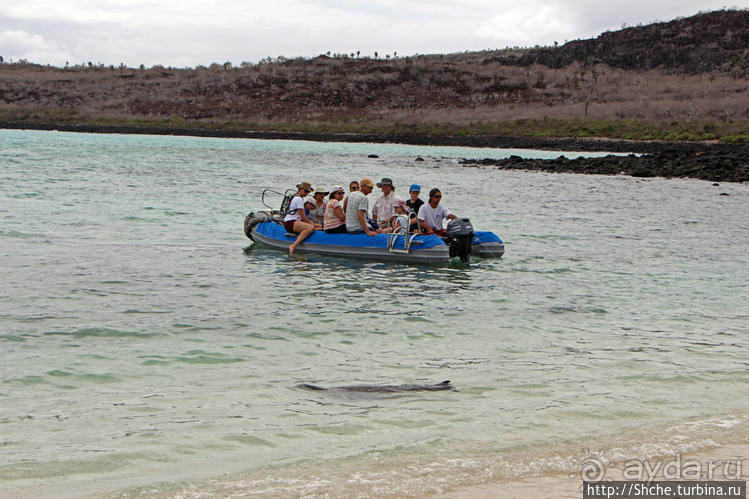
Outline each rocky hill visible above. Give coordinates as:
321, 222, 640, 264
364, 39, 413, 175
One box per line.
484, 10, 749, 75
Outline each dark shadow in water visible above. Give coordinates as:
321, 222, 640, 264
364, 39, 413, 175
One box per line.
242, 244, 476, 285
297, 380, 453, 393
240, 245, 508, 311
294, 380, 454, 399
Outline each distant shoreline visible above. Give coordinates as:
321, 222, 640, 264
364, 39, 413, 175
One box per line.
0, 120, 730, 153
2, 121, 747, 182
1, 120, 673, 153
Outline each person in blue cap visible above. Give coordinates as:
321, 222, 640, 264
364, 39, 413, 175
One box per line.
406, 184, 424, 215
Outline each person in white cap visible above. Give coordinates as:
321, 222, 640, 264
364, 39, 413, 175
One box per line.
378, 198, 419, 234
306, 187, 328, 226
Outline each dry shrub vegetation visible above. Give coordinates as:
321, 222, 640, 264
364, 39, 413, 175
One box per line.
1, 10, 748, 141
2, 57, 747, 141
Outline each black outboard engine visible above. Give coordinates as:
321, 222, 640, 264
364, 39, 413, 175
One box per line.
445, 218, 475, 262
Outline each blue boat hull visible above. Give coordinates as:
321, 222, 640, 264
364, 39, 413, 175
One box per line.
245, 214, 504, 263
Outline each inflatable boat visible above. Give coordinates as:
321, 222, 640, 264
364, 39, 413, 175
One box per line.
243, 190, 504, 264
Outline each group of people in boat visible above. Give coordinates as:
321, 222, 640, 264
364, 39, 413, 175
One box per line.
283, 178, 458, 255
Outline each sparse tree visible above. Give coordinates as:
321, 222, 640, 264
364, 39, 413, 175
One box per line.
374, 51, 378, 59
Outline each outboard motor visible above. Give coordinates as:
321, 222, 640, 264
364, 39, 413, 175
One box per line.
244, 211, 270, 239
445, 218, 475, 262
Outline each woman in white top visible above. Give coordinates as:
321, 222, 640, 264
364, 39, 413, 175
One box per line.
283, 182, 316, 255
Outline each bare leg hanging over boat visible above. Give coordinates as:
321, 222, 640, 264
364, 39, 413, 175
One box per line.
289, 221, 315, 255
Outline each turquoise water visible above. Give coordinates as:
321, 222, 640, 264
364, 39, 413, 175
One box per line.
1, 129, 748, 497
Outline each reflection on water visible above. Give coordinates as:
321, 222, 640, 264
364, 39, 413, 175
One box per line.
242, 251, 480, 323
244, 245, 478, 294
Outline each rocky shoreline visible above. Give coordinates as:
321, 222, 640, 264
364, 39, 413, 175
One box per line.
2, 121, 747, 182
460, 148, 749, 183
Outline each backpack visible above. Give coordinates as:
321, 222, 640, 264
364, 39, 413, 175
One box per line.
279, 193, 294, 216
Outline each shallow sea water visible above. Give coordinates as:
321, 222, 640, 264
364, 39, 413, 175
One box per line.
1, 129, 748, 497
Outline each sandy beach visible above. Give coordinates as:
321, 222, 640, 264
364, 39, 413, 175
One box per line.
443, 444, 749, 498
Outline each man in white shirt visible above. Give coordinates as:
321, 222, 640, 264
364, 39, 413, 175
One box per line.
371, 178, 402, 229
345, 178, 377, 236
417, 188, 458, 236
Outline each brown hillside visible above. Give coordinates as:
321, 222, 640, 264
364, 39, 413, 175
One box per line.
1, 9, 748, 140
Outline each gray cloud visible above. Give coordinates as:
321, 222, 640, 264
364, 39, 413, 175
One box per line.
0, 0, 745, 67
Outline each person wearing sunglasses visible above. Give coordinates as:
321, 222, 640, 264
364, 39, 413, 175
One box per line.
417, 188, 457, 237
342, 180, 360, 214
283, 181, 317, 255
306, 187, 329, 226
345, 178, 377, 236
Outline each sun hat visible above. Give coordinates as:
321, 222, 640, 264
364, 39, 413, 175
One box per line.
304, 197, 317, 206
296, 181, 313, 192
314, 187, 329, 195
377, 178, 394, 188
409, 184, 421, 192
394, 198, 407, 209
360, 178, 375, 188
330, 185, 344, 194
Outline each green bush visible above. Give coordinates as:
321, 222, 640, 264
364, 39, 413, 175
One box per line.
719, 134, 749, 143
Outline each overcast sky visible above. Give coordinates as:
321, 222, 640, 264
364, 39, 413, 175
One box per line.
1, 1, 746, 68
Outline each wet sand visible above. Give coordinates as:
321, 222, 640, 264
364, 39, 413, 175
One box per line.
441, 444, 749, 498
